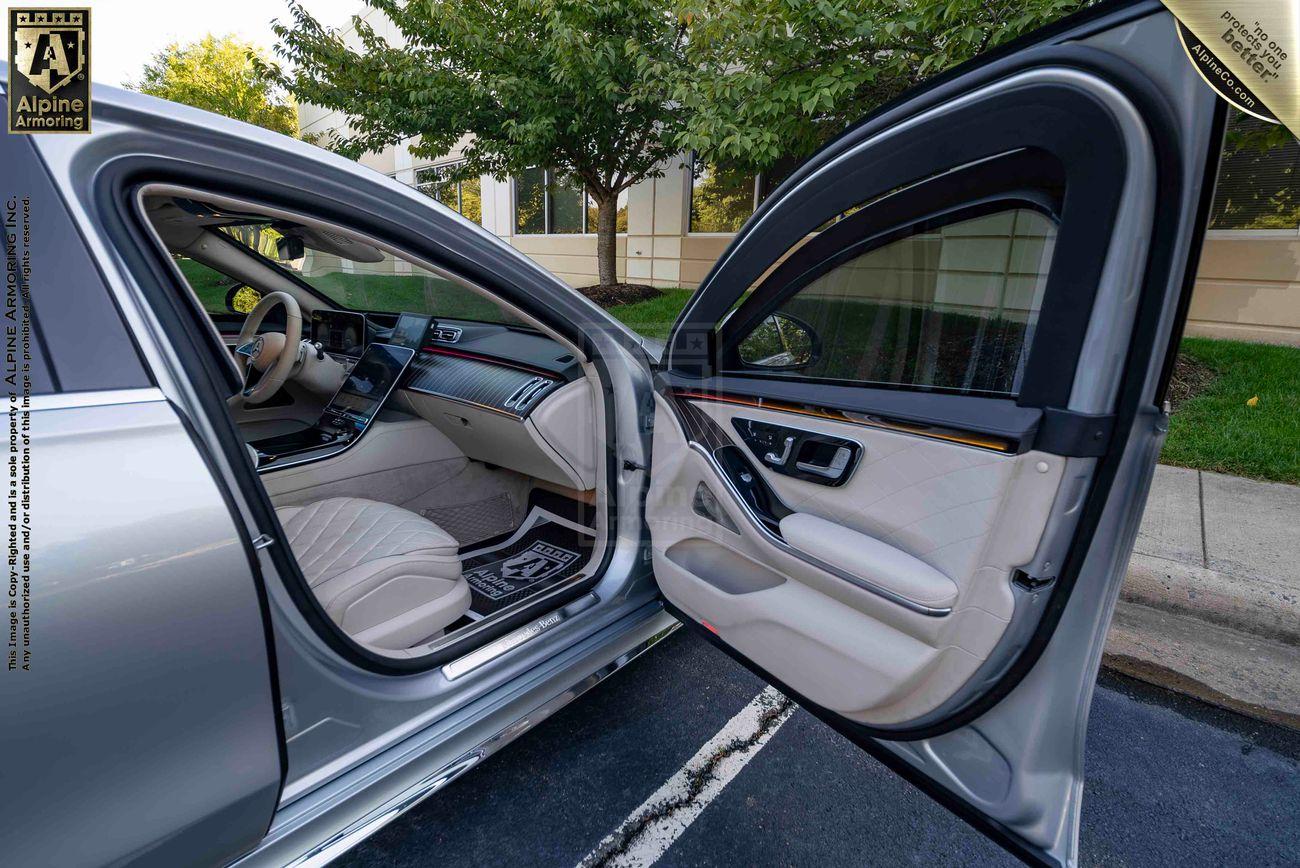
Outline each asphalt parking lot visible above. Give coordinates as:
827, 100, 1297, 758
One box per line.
341, 628, 1300, 867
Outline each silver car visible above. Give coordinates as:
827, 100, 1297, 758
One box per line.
5, 3, 1224, 866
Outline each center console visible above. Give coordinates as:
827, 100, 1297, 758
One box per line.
249, 339, 419, 467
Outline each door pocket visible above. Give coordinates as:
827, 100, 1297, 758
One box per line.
665, 539, 786, 595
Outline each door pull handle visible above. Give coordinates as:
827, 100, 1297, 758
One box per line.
795, 446, 853, 479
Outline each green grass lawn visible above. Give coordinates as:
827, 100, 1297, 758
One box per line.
605, 288, 696, 340
177, 257, 230, 312
1161, 337, 1300, 484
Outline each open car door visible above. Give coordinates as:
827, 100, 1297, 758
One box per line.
645, 3, 1224, 865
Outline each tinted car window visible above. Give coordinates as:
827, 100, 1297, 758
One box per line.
733, 208, 1056, 397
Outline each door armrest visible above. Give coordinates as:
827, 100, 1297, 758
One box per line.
779, 512, 959, 609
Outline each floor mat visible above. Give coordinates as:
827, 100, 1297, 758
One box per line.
419, 493, 517, 547
459, 508, 595, 616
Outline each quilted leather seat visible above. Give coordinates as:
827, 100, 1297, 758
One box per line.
276, 497, 470, 650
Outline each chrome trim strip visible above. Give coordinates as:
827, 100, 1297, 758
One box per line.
285, 617, 680, 868
688, 441, 951, 617
416, 582, 596, 659
443, 608, 570, 680
29, 387, 167, 412
400, 384, 524, 419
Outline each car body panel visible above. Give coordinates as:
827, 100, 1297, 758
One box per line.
6, 394, 282, 867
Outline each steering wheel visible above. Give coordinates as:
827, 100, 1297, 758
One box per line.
233, 291, 302, 405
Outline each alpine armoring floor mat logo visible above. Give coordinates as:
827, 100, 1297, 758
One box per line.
465, 540, 580, 600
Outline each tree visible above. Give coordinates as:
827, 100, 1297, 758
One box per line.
267, 0, 1089, 289
671, 0, 1092, 171
127, 35, 305, 139
267, 0, 693, 288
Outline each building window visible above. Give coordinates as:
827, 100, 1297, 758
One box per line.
1209, 114, 1300, 230
514, 168, 627, 234
689, 153, 802, 234
416, 161, 482, 224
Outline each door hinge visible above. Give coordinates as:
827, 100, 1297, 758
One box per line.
622, 459, 647, 473
1012, 568, 1055, 591
252, 533, 276, 551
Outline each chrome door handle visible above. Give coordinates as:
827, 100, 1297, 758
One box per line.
795, 446, 853, 479
764, 436, 795, 467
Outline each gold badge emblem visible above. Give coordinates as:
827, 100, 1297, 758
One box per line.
1165, 1, 1297, 134
7, 8, 92, 133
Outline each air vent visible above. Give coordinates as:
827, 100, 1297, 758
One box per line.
504, 376, 548, 410
428, 326, 462, 343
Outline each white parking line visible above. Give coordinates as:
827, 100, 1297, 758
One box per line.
577, 686, 796, 868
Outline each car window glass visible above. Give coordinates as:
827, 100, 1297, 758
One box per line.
219, 226, 522, 326
174, 256, 236, 315
730, 208, 1056, 397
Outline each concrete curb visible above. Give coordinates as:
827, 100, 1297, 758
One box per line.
1105, 601, 1300, 731
1121, 553, 1300, 647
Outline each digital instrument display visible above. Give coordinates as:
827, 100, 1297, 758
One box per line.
324, 343, 416, 430
311, 309, 368, 357
388, 312, 433, 349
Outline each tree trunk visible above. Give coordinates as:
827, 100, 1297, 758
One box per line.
595, 194, 618, 287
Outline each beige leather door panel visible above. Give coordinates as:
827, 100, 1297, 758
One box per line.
647, 393, 1068, 725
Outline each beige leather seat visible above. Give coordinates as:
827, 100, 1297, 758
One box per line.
276, 497, 470, 650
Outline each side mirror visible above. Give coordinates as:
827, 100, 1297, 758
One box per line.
737, 313, 819, 370
226, 284, 263, 315
276, 235, 305, 262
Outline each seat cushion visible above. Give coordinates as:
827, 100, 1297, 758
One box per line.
276, 497, 470, 650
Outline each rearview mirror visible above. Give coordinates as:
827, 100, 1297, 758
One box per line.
226, 284, 263, 315
276, 235, 305, 261
738, 313, 818, 370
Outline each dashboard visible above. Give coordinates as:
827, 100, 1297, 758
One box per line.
359, 317, 584, 419
388, 318, 592, 490
251, 305, 595, 491
304, 311, 582, 420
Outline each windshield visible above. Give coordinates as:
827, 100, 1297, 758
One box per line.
220, 224, 521, 326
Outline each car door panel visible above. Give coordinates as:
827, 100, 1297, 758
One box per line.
647, 4, 1223, 865
649, 391, 1069, 725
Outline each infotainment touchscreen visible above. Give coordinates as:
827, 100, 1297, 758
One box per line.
310, 309, 368, 357
387, 312, 433, 349
323, 343, 416, 430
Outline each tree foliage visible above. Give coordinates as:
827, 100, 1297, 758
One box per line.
670, 0, 1090, 169
127, 34, 305, 138
267, 0, 698, 284
267, 0, 1089, 286
268, 0, 688, 197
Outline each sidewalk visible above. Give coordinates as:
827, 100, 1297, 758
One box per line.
1105, 465, 1300, 728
